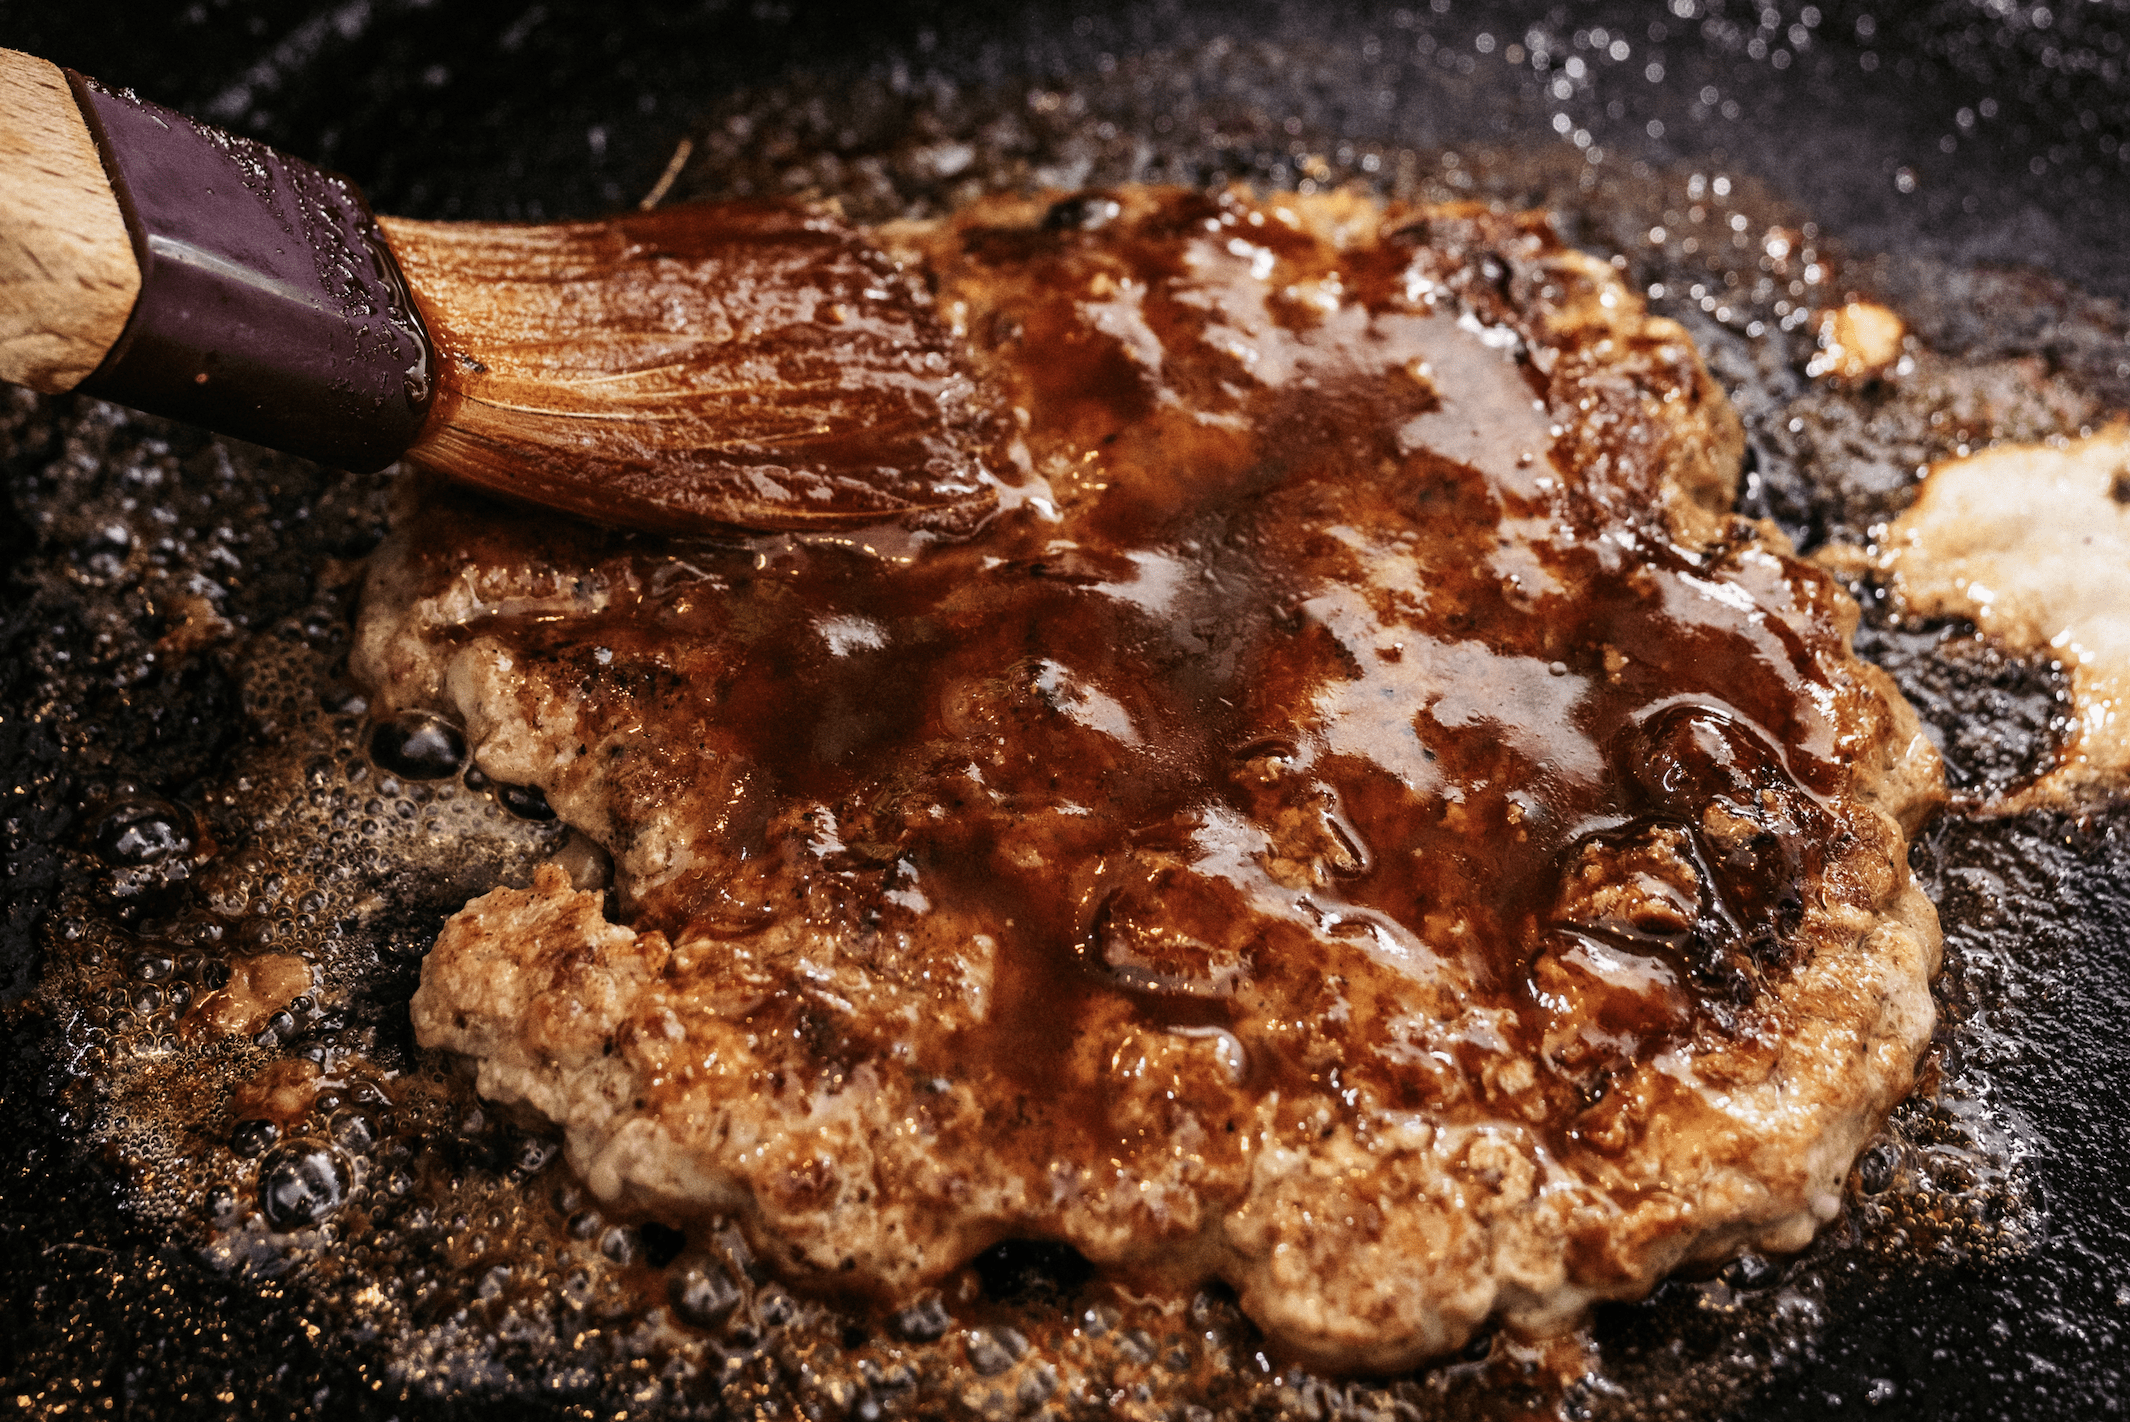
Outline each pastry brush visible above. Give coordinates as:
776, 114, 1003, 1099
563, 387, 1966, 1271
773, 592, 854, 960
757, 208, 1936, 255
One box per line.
0, 48, 996, 534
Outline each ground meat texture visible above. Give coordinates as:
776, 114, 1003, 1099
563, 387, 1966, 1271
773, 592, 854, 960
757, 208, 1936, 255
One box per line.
359, 187, 1945, 1371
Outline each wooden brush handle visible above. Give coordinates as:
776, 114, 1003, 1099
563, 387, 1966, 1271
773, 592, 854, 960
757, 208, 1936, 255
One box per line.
0, 49, 141, 392
0, 49, 435, 469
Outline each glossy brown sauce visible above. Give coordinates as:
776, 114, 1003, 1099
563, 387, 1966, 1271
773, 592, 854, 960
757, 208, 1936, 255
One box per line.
396, 188, 1878, 1169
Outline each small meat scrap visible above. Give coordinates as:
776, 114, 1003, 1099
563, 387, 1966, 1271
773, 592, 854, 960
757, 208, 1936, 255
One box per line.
1877, 423, 2130, 811
182, 953, 313, 1041
1809, 300, 1907, 381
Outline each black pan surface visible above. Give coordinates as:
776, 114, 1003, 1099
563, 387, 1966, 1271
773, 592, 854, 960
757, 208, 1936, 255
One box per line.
3, 2, 2127, 1418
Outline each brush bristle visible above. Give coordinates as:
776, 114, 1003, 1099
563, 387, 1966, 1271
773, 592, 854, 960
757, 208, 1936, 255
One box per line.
379, 203, 1001, 535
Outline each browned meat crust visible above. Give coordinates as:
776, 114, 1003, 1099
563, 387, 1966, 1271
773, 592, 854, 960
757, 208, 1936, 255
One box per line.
355, 187, 1943, 1370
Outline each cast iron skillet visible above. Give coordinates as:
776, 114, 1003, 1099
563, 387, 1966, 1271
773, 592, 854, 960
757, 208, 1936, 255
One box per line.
2, 2, 2126, 1418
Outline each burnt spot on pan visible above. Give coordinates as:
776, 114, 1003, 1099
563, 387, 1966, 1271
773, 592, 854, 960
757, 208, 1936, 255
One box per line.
1850, 614, 2074, 802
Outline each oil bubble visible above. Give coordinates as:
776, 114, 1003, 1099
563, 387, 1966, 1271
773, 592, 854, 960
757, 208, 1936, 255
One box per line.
895, 1294, 953, 1342
368, 711, 467, 780
328, 1108, 378, 1154
599, 1224, 639, 1265
509, 1135, 558, 1176
497, 782, 556, 820
1858, 1140, 1900, 1194
204, 1184, 242, 1226
90, 798, 193, 866
256, 1140, 352, 1231
669, 1256, 744, 1327
230, 1119, 279, 1157
129, 953, 175, 982
1722, 1252, 1782, 1289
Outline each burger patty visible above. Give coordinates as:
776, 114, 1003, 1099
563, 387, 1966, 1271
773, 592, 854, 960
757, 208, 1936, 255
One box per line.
353, 186, 1944, 1370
